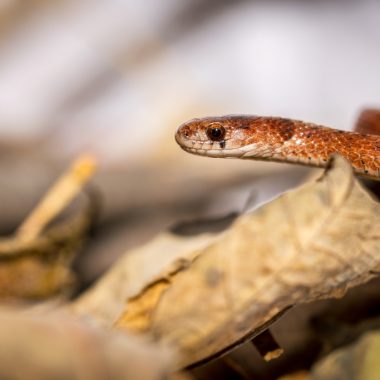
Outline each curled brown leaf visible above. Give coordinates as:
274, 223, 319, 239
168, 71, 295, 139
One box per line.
115, 156, 380, 368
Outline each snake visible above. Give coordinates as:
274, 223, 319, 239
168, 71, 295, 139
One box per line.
175, 115, 380, 180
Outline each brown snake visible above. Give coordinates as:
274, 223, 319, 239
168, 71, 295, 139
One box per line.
175, 115, 380, 180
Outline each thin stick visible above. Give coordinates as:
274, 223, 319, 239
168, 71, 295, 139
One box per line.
251, 329, 284, 361
16, 154, 97, 242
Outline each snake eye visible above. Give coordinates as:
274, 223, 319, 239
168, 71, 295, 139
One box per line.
206, 124, 226, 141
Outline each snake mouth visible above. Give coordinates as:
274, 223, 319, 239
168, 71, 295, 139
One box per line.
178, 145, 229, 158
177, 142, 262, 159
175, 128, 262, 158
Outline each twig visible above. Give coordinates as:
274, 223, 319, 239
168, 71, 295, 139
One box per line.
16, 154, 97, 242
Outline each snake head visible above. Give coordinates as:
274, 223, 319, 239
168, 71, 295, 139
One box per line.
175, 115, 278, 158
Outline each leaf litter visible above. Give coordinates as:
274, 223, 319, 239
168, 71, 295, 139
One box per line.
110, 156, 380, 368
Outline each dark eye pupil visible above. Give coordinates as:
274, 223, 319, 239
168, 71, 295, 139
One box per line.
211, 128, 222, 138
206, 125, 225, 141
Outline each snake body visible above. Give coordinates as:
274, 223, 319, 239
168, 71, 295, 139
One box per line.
175, 115, 380, 180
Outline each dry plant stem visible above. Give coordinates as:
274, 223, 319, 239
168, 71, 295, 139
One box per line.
16, 154, 97, 243
251, 329, 284, 361
222, 356, 252, 380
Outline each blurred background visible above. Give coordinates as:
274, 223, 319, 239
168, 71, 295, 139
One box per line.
0, 0, 380, 281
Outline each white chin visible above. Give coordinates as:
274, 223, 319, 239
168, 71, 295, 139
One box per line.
182, 142, 259, 158
183, 147, 240, 158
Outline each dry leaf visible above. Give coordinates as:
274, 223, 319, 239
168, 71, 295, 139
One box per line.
0, 155, 97, 301
0, 308, 184, 380
311, 330, 380, 380
115, 155, 380, 368
72, 232, 217, 326
279, 371, 310, 380
0, 203, 93, 300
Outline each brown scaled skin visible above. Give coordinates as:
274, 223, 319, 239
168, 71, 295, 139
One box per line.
175, 115, 380, 180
